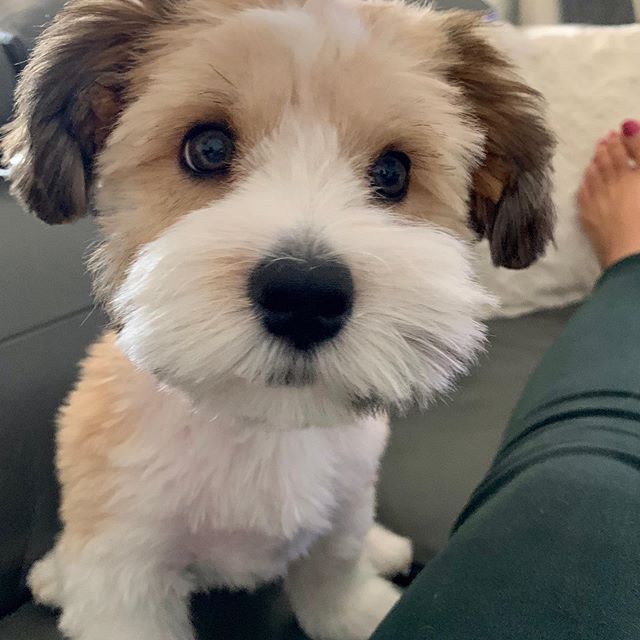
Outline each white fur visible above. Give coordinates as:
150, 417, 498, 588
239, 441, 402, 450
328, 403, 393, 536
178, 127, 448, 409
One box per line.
365, 524, 413, 577
33, 373, 395, 640
250, 0, 367, 70
114, 117, 492, 428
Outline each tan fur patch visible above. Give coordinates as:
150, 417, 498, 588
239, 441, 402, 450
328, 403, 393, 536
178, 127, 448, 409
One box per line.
56, 332, 152, 547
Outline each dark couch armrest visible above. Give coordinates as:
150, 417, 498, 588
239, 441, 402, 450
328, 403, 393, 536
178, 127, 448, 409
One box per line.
0, 34, 19, 126
0, 0, 65, 50
0, 0, 66, 126
0, 40, 16, 125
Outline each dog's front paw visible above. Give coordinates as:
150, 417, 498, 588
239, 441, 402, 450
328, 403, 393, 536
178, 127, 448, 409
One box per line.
300, 576, 401, 640
28, 551, 61, 608
365, 524, 413, 578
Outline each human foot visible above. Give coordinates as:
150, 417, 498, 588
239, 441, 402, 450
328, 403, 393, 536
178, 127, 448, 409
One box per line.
578, 122, 640, 269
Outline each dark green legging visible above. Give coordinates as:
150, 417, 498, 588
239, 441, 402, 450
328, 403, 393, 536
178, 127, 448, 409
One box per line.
372, 254, 640, 640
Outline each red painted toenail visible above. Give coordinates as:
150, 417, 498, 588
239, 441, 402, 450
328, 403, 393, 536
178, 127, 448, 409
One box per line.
622, 120, 640, 137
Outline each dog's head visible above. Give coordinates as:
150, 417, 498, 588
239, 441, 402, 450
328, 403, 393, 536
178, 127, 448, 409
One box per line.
3, 0, 555, 426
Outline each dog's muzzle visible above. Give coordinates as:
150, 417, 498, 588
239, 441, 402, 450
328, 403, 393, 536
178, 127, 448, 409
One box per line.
248, 245, 354, 352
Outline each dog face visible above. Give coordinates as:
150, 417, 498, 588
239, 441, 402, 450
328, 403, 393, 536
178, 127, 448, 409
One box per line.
4, 0, 555, 427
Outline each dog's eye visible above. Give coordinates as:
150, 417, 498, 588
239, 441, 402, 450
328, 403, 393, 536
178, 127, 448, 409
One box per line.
182, 125, 235, 176
370, 151, 411, 201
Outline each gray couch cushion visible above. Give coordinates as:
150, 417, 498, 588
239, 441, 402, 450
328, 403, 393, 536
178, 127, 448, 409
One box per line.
0, 0, 66, 126
0, 43, 14, 125
0, 0, 66, 50
0, 604, 61, 640
0, 589, 307, 640
0, 185, 95, 343
562, 0, 635, 24
0, 309, 106, 617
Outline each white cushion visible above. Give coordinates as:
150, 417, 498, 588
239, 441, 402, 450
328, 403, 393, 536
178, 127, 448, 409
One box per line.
478, 24, 640, 318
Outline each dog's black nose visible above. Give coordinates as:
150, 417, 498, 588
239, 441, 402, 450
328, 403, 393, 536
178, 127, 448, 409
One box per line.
249, 254, 354, 351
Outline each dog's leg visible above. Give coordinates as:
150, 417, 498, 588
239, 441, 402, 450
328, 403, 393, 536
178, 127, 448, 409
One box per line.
47, 532, 194, 640
286, 491, 401, 640
364, 523, 413, 578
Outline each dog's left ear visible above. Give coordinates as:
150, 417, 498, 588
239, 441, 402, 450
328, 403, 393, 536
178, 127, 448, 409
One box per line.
440, 12, 556, 269
1, 0, 175, 225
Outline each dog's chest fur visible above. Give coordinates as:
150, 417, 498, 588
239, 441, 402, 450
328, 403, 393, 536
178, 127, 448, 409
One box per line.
109, 377, 390, 586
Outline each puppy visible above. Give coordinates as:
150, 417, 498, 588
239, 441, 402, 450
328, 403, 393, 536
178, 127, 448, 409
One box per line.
3, 1, 555, 639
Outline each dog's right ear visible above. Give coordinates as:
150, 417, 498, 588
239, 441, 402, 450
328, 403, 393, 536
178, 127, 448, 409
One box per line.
1, 0, 175, 224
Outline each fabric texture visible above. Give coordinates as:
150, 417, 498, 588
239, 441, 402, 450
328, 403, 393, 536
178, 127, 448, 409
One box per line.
372, 254, 640, 640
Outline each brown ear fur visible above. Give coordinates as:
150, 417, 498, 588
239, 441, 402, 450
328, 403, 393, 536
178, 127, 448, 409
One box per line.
441, 12, 556, 269
1, 0, 176, 224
